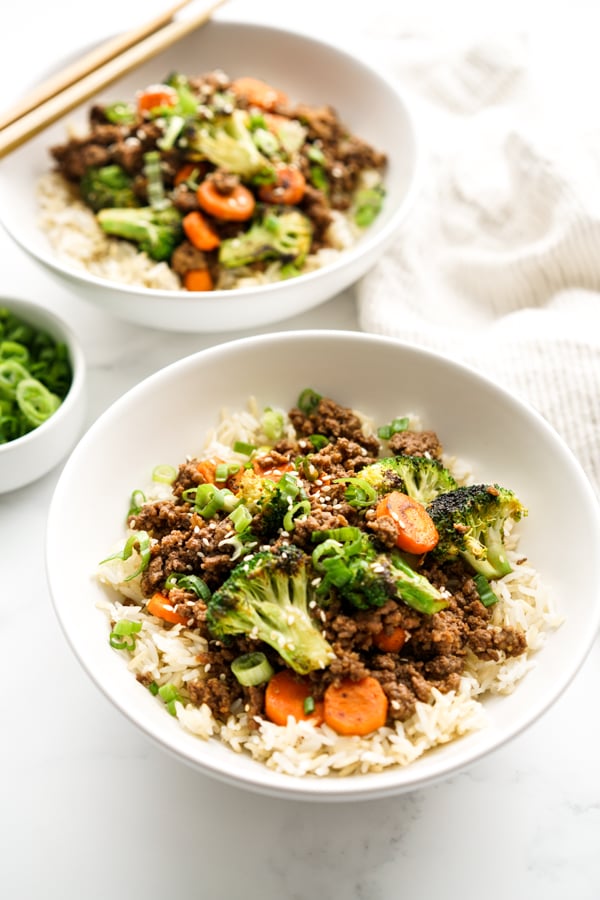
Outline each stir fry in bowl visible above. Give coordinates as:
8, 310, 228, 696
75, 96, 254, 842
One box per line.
41, 70, 387, 293
97, 391, 559, 778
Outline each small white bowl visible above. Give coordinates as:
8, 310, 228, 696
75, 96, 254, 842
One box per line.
46, 330, 600, 800
0, 20, 418, 333
0, 297, 86, 493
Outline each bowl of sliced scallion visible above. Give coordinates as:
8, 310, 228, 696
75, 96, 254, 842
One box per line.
0, 297, 86, 492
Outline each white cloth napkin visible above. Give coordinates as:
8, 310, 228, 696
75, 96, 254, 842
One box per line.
356, 28, 600, 496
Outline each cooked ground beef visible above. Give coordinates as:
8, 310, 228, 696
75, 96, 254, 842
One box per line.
127, 395, 527, 729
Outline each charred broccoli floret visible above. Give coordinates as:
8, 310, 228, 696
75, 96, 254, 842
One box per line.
349, 455, 457, 507
80, 164, 139, 212
96, 205, 183, 261
189, 108, 275, 179
427, 484, 527, 580
312, 528, 448, 615
206, 545, 335, 675
218, 208, 313, 270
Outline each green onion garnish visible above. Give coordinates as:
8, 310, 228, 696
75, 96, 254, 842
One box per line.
377, 416, 409, 440
474, 573, 500, 607
99, 530, 151, 581
308, 434, 329, 450
152, 463, 177, 484
15, 377, 61, 427
339, 476, 379, 508
233, 440, 257, 457
104, 101, 136, 125
164, 572, 211, 601
127, 489, 146, 518
261, 407, 285, 442
143, 150, 167, 209
157, 682, 181, 715
309, 165, 329, 193
283, 499, 311, 532
231, 652, 274, 686
297, 388, 322, 415
109, 619, 142, 650
230, 504, 253, 533
182, 483, 236, 518
303, 696, 315, 714
353, 185, 385, 227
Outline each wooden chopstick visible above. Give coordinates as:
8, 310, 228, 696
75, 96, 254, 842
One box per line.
0, 0, 197, 131
0, 0, 228, 160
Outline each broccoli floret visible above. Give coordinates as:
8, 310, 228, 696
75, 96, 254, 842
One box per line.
351, 455, 457, 506
96, 205, 183, 261
427, 483, 527, 580
206, 545, 335, 675
80, 165, 139, 212
189, 108, 275, 179
219, 208, 313, 270
312, 528, 448, 615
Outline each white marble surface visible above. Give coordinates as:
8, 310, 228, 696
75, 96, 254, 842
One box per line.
1, 2, 599, 898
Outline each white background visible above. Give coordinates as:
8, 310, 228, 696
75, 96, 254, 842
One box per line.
1, 2, 599, 899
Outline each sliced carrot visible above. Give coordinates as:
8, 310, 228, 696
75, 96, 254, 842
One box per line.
195, 458, 223, 484
183, 268, 214, 292
375, 491, 439, 555
147, 592, 188, 625
137, 84, 178, 114
174, 163, 201, 186
230, 76, 289, 110
258, 163, 306, 205
264, 670, 324, 726
196, 179, 256, 221
182, 211, 221, 251
323, 676, 388, 736
373, 626, 407, 653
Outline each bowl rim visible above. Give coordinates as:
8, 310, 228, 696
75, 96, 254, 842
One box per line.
0, 18, 421, 306
46, 329, 600, 800
0, 295, 86, 456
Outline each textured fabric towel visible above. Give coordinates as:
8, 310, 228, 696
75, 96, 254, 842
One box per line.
356, 28, 600, 496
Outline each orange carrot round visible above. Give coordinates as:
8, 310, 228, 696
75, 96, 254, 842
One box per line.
258, 164, 306, 205
137, 84, 178, 114
264, 670, 324, 726
230, 76, 289, 110
323, 676, 388, 736
182, 211, 221, 251
196, 180, 256, 221
375, 491, 439, 555
373, 626, 407, 653
183, 269, 214, 292
147, 592, 188, 625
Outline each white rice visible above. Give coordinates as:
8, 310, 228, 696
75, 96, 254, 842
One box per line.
97, 401, 562, 778
36, 171, 362, 291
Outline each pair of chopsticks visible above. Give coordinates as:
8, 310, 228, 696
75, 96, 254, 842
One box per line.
0, 0, 228, 160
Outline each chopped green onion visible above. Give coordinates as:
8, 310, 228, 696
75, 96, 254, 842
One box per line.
182, 483, 236, 518
303, 696, 315, 714
309, 165, 329, 193
152, 463, 177, 484
377, 416, 409, 440
104, 101, 136, 125
233, 440, 257, 457
0, 340, 29, 364
231, 652, 274, 686
158, 682, 181, 715
214, 463, 230, 482
109, 619, 142, 650
249, 111, 267, 130
473, 573, 500, 607
261, 407, 285, 442
283, 499, 311, 532
164, 573, 211, 601
354, 185, 385, 227
148, 681, 159, 696
127, 489, 146, 518
308, 434, 329, 450
306, 145, 326, 164
99, 530, 151, 582
230, 504, 253, 533
0, 360, 29, 399
16, 378, 61, 427
313, 526, 362, 544
143, 151, 167, 209
253, 127, 279, 156
297, 388, 322, 415
157, 114, 185, 151
339, 476, 379, 509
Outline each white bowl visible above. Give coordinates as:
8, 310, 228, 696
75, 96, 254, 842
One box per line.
0, 296, 86, 493
46, 330, 600, 800
0, 20, 418, 333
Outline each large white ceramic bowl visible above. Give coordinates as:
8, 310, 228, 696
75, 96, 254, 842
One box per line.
46, 330, 600, 801
0, 296, 86, 493
0, 20, 418, 333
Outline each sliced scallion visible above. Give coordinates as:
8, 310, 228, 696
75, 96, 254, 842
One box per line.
261, 407, 285, 442
99, 530, 151, 581
233, 440, 257, 457
230, 504, 253, 534
474, 573, 500, 607
303, 696, 315, 714
283, 499, 311, 532
109, 619, 142, 650
127, 489, 146, 518
152, 463, 177, 484
297, 388, 322, 415
231, 652, 274, 686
